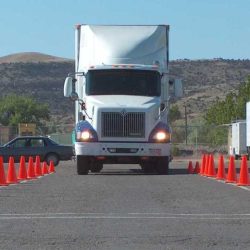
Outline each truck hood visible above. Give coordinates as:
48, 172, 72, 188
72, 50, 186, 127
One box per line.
86, 95, 160, 109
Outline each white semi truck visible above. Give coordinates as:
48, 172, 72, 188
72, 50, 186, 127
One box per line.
64, 25, 182, 175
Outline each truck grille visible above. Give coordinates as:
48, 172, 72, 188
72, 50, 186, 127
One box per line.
101, 112, 145, 138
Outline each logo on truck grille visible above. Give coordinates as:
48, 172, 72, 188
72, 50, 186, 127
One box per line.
101, 112, 145, 138
120, 109, 127, 117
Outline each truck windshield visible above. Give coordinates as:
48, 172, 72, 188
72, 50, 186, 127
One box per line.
86, 69, 161, 96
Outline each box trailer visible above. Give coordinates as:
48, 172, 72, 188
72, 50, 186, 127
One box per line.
229, 121, 247, 159
246, 102, 250, 155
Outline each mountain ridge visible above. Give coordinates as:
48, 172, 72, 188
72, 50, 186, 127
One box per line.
0, 52, 73, 64
0, 52, 250, 123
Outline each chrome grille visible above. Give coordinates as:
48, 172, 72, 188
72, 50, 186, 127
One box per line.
101, 112, 145, 138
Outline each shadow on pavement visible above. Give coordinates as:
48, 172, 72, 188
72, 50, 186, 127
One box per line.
89, 168, 189, 176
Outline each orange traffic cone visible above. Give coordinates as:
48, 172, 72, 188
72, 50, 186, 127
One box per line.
35, 156, 42, 177
194, 161, 200, 174
207, 155, 216, 178
226, 156, 237, 183
237, 155, 249, 186
6, 157, 19, 184
48, 161, 55, 173
204, 154, 210, 176
0, 156, 8, 186
199, 155, 206, 175
216, 155, 226, 180
187, 161, 193, 174
27, 157, 37, 179
42, 162, 49, 175
18, 156, 27, 181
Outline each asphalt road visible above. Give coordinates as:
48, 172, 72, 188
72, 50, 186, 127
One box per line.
0, 159, 250, 250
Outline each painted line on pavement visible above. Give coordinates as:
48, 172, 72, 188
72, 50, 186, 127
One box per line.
0, 213, 250, 220
205, 177, 250, 192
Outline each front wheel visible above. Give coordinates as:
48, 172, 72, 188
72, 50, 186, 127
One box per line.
155, 157, 169, 175
45, 153, 59, 166
140, 163, 156, 173
77, 156, 90, 175
90, 162, 103, 173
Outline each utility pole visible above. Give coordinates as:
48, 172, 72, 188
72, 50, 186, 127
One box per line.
184, 105, 188, 145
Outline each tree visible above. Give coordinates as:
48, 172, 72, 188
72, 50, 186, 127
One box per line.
205, 76, 250, 125
0, 94, 50, 126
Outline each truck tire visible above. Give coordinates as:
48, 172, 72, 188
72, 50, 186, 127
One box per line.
90, 162, 103, 173
155, 157, 169, 175
77, 156, 89, 175
140, 163, 156, 173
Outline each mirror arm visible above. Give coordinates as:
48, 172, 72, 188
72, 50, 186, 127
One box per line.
78, 99, 92, 120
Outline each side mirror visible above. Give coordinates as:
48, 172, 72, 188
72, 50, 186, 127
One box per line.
64, 77, 73, 97
64, 77, 79, 101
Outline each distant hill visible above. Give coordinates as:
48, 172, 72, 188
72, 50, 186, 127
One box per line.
0, 52, 72, 64
0, 52, 250, 123
0, 52, 75, 125
170, 59, 250, 119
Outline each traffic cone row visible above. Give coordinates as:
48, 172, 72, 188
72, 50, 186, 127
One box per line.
189, 154, 250, 186
0, 156, 55, 187
187, 161, 200, 174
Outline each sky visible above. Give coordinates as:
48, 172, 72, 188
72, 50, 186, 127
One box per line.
0, 0, 250, 60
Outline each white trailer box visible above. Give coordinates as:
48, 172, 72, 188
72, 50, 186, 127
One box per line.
246, 102, 250, 149
230, 121, 246, 158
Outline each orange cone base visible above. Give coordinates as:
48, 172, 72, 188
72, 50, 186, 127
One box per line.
17, 177, 27, 181
207, 174, 216, 178
237, 182, 250, 186
27, 176, 37, 180
216, 177, 225, 180
0, 182, 9, 186
7, 179, 19, 185
225, 180, 237, 183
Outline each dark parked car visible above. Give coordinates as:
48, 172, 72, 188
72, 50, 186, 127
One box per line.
0, 136, 74, 166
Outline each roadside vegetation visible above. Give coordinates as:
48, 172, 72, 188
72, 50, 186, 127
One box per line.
170, 76, 250, 152
0, 94, 50, 126
205, 76, 250, 125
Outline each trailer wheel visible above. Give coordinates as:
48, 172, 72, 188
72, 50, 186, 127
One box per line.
77, 156, 89, 175
155, 157, 169, 175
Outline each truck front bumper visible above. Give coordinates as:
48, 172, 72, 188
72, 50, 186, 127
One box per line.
75, 142, 171, 157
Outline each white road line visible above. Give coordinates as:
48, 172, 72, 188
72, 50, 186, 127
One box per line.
0, 212, 250, 216
0, 213, 250, 220
0, 216, 250, 220
205, 177, 250, 191
238, 186, 250, 191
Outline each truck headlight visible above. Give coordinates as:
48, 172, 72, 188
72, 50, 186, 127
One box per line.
76, 121, 98, 142
80, 131, 93, 140
149, 123, 171, 143
153, 131, 171, 141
